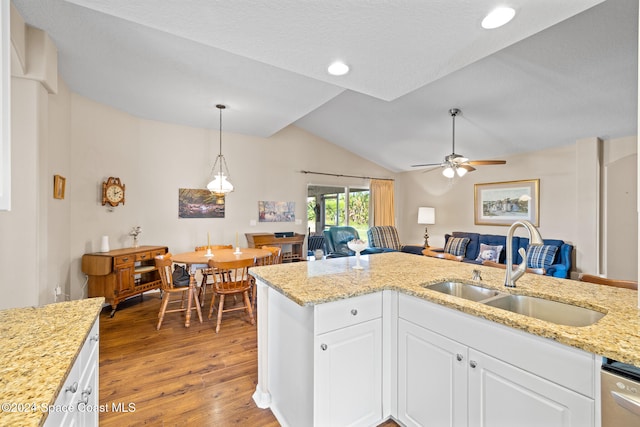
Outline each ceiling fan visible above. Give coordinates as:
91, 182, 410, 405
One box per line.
412, 108, 506, 178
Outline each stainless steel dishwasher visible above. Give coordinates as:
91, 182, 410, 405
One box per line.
602, 358, 640, 426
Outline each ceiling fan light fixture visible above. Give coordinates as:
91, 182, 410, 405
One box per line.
482, 7, 516, 29
442, 166, 456, 178
456, 167, 468, 177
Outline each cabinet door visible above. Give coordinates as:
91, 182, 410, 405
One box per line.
116, 264, 134, 294
315, 318, 382, 427
468, 349, 594, 427
397, 319, 467, 427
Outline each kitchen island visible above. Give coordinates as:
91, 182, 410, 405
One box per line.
249, 252, 640, 427
0, 298, 104, 426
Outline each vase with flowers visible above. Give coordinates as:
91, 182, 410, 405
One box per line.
129, 226, 142, 248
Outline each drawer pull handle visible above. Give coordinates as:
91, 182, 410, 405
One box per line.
122, 257, 129, 262
321, 344, 328, 351
470, 360, 477, 368
66, 382, 78, 393
351, 309, 358, 316
456, 353, 463, 362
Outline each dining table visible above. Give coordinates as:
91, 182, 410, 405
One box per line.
172, 247, 272, 327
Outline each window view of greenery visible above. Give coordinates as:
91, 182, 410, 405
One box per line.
307, 187, 369, 239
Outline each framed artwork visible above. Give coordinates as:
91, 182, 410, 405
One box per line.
178, 188, 225, 218
53, 175, 66, 199
474, 179, 539, 226
258, 201, 295, 222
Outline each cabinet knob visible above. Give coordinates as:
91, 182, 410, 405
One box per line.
66, 382, 78, 393
350, 309, 358, 316
79, 386, 92, 405
321, 344, 328, 351
456, 353, 463, 362
90, 333, 100, 343
470, 360, 477, 368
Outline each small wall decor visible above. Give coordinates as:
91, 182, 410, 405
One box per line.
179, 188, 225, 218
474, 179, 539, 226
258, 201, 295, 222
53, 175, 66, 199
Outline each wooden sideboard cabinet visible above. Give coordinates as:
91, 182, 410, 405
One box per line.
82, 245, 168, 316
245, 233, 306, 262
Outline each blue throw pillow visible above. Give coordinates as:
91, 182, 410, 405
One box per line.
527, 245, 558, 269
444, 237, 470, 257
475, 243, 503, 263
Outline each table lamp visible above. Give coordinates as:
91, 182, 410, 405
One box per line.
417, 207, 435, 247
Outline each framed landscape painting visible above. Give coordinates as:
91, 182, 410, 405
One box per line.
178, 188, 225, 218
474, 179, 539, 226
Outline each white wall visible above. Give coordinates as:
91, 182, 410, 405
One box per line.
66, 94, 395, 300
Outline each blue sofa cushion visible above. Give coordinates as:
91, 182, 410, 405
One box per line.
444, 237, 470, 257
475, 243, 503, 263
448, 232, 480, 261
527, 244, 559, 269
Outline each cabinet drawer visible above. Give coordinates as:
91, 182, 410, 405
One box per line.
135, 252, 152, 262
150, 248, 166, 258
114, 255, 134, 266
315, 292, 382, 334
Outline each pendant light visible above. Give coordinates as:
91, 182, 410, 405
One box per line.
207, 104, 234, 198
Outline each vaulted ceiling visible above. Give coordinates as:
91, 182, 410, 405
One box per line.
13, 0, 638, 172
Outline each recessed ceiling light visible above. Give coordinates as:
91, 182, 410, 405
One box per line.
481, 7, 516, 29
327, 61, 349, 76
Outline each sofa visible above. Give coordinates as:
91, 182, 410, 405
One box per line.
441, 231, 573, 278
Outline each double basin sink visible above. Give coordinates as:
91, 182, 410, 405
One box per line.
425, 281, 605, 327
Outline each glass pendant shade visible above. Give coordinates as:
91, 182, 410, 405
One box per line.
207, 171, 234, 194
456, 166, 468, 177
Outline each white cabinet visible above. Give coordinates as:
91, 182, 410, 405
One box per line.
398, 319, 467, 427
398, 294, 596, 427
315, 318, 382, 426
468, 349, 593, 427
45, 317, 100, 427
261, 286, 383, 427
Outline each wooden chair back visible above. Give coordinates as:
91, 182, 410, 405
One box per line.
155, 253, 175, 290
261, 246, 282, 265
208, 257, 256, 294
195, 245, 233, 251
579, 274, 638, 290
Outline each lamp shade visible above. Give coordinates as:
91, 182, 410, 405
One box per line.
418, 207, 435, 225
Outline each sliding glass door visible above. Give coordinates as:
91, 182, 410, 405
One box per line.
307, 185, 370, 238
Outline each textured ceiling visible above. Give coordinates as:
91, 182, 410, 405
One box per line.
12, 0, 637, 172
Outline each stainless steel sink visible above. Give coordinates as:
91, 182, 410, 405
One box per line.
483, 294, 605, 327
425, 281, 501, 302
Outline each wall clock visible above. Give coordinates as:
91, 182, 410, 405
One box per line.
102, 177, 125, 207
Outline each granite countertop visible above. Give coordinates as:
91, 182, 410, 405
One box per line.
0, 297, 104, 427
249, 252, 640, 367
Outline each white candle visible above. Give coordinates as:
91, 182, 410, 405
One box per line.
207, 232, 210, 248
235, 232, 239, 248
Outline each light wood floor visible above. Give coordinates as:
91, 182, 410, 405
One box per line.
99, 291, 400, 426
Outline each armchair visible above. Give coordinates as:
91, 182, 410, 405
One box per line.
323, 226, 385, 258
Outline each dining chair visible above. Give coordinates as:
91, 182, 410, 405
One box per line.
154, 253, 203, 330
208, 257, 256, 333
251, 245, 283, 310
194, 244, 233, 306
579, 274, 638, 290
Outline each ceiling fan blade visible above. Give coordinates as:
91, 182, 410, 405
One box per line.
466, 160, 506, 166
411, 162, 443, 167
458, 165, 476, 172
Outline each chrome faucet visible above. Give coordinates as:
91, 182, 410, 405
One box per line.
504, 220, 543, 288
